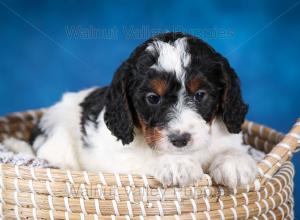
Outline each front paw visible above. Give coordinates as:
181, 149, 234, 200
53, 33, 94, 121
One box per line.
209, 152, 257, 188
154, 157, 203, 187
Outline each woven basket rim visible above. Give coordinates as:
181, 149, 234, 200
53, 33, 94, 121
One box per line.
0, 162, 294, 218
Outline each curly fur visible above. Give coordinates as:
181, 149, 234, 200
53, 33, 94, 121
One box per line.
217, 56, 248, 133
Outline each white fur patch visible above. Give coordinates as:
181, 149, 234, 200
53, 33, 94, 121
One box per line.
3, 138, 35, 156
33, 88, 95, 170
208, 149, 257, 188
153, 154, 203, 187
147, 38, 191, 81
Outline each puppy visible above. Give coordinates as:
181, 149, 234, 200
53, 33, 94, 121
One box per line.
29, 32, 257, 188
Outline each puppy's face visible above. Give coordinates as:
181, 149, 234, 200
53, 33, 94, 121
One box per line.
104, 32, 248, 152
131, 38, 223, 153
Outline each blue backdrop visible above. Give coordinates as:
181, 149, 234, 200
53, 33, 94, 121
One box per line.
1, 0, 300, 217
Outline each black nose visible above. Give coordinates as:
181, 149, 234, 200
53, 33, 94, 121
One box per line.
168, 133, 191, 148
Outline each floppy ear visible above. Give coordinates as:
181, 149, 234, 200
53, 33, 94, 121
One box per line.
219, 58, 248, 133
104, 63, 135, 145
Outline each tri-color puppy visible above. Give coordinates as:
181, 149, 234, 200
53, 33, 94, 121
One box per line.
29, 32, 257, 187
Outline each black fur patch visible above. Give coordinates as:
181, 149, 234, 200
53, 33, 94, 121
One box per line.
28, 122, 46, 149
80, 87, 108, 135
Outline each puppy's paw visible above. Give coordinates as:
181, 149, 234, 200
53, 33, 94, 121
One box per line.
209, 151, 257, 188
154, 157, 203, 187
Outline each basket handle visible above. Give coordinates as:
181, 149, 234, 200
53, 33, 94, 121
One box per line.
258, 118, 300, 183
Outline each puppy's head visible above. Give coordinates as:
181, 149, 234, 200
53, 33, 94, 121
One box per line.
104, 32, 248, 152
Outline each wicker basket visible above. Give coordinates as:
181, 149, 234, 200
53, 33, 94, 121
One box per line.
0, 110, 299, 220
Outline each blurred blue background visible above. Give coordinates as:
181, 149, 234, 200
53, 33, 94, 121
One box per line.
0, 0, 299, 217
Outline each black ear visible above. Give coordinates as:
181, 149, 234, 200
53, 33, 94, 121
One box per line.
219, 57, 248, 133
104, 63, 135, 145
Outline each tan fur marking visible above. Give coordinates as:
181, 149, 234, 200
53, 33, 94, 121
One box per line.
138, 117, 162, 148
187, 77, 203, 93
150, 79, 167, 96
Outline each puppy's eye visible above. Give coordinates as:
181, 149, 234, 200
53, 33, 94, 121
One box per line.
146, 92, 161, 105
194, 90, 207, 102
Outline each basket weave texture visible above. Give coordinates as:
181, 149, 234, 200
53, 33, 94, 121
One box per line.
0, 110, 299, 220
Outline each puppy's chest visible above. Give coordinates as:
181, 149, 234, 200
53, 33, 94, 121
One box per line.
80, 119, 151, 172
